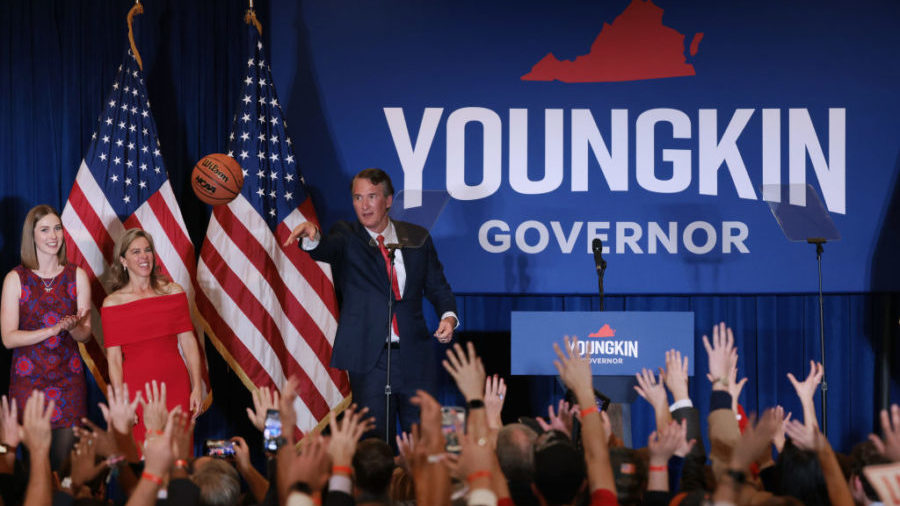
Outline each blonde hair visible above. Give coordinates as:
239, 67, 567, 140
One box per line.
20, 204, 67, 270
106, 228, 168, 292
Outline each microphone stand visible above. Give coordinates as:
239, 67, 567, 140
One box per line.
597, 258, 607, 312
807, 238, 828, 435
384, 245, 398, 443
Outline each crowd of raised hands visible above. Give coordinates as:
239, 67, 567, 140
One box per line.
4, 325, 900, 506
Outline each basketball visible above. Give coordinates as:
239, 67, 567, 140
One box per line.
191, 153, 244, 206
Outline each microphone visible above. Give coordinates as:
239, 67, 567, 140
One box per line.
592, 238, 606, 272
368, 238, 403, 250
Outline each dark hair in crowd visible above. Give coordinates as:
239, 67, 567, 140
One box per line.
775, 440, 830, 506
353, 439, 395, 497
850, 440, 890, 502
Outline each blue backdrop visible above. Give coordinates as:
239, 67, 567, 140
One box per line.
1, 0, 899, 454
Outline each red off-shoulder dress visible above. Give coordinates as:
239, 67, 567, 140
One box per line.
101, 292, 193, 445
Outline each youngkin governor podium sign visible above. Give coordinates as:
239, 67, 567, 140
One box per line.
511, 311, 694, 377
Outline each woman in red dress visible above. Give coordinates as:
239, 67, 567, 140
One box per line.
1, 204, 91, 470
100, 228, 202, 445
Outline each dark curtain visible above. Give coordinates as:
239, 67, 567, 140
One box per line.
1, 1, 899, 458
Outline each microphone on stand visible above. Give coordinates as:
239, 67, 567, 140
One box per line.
368, 238, 403, 250
592, 238, 607, 272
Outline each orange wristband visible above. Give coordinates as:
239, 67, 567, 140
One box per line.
466, 470, 491, 483
332, 465, 352, 475
649, 465, 667, 472
141, 471, 164, 486
174, 459, 189, 470
579, 405, 599, 417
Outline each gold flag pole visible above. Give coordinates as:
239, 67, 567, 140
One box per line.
126, 0, 145, 70
245, 0, 263, 35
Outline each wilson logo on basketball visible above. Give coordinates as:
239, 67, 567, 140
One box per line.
191, 153, 244, 206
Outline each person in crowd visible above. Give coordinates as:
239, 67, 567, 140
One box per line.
284, 168, 458, 440
1, 204, 91, 470
101, 228, 203, 445
13, 317, 900, 506
848, 441, 890, 505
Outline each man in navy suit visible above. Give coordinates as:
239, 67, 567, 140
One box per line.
285, 168, 457, 438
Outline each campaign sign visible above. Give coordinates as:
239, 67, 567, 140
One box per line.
510, 311, 694, 376
270, 0, 900, 294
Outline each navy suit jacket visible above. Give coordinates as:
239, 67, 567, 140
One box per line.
306, 220, 456, 381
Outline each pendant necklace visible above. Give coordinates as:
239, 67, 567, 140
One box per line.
39, 273, 58, 292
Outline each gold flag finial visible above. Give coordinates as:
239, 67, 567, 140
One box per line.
126, 1, 145, 70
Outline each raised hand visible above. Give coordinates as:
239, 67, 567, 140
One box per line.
784, 418, 821, 451
99, 383, 141, 435
328, 404, 375, 467
141, 380, 168, 434
142, 408, 178, 478
278, 435, 331, 496
456, 426, 495, 488
634, 368, 668, 409
18, 390, 55, 456
771, 406, 791, 453
408, 389, 445, 471
0, 395, 20, 448
442, 341, 486, 401
246, 385, 281, 433
73, 417, 117, 458
730, 408, 781, 471
536, 399, 576, 438
869, 404, 900, 462
703, 322, 737, 391
169, 408, 194, 462
553, 336, 593, 399
70, 436, 108, 491
279, 377, 300, 446
484, 374, 507, 430
662, 349, 690, 402
787, 360, 824, 406
726, 355, 748, 413
396, 431, 416, 473
649, 420, 690, 466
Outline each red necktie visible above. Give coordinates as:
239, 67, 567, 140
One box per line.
376, 235, 400, 338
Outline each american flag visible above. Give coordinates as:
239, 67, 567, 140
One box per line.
196, 24, 351, 436
61, 47, 211, 404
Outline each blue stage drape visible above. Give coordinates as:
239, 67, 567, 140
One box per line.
1, 0, 898, 457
